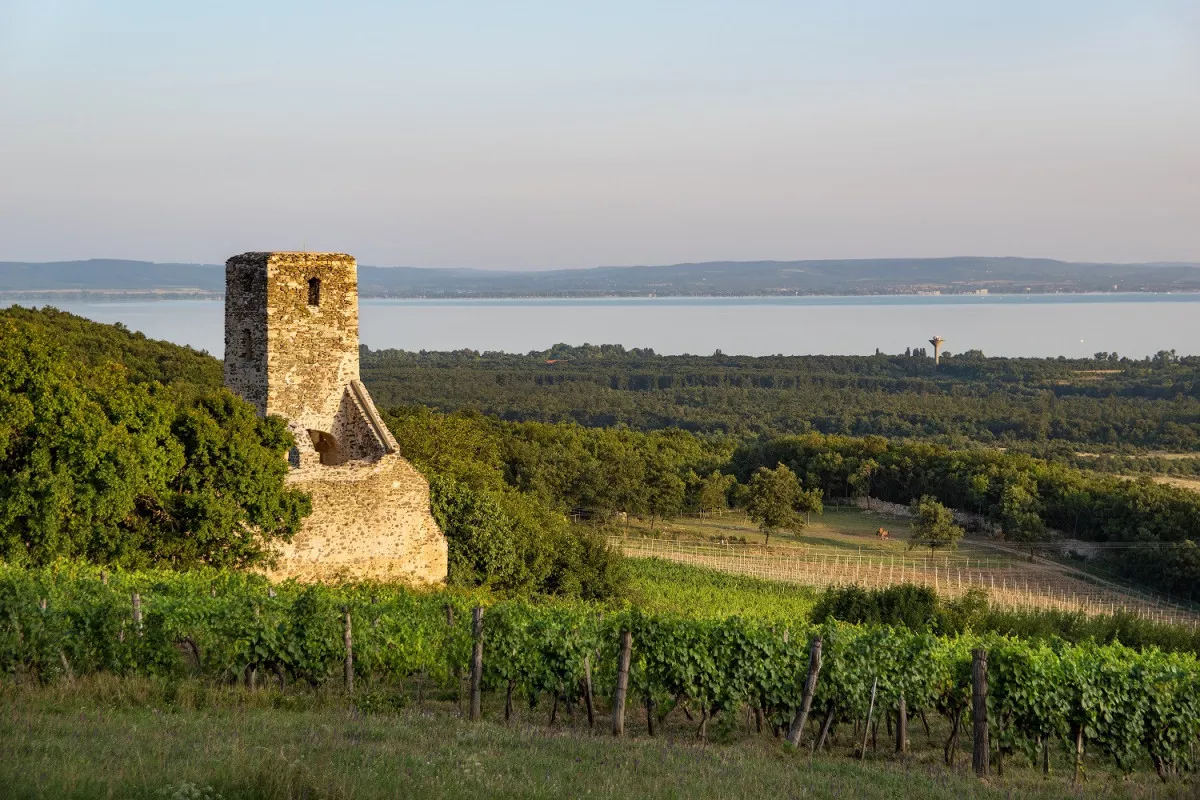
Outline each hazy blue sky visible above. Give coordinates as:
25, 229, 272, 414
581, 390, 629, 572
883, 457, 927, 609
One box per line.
1, 1, 1197, 269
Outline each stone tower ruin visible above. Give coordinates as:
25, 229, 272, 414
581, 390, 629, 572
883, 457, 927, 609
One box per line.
224, 252, 447, 583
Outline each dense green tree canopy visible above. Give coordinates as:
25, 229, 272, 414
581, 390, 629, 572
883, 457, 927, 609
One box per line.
0, 308, 309, 569
382, 406, 627, 599
696, 471, 736, 516
361, 344, 1200, 452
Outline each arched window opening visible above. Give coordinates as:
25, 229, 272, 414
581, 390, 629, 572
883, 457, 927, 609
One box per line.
307, 429, 344, 466
307, 277, 321, 307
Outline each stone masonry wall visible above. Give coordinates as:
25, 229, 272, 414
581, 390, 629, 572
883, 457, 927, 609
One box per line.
262, 252, 360, 435
224, 251, 447, 585
226, 251, 359, 435
270, 453, 447, 584
224, 256, 268, 413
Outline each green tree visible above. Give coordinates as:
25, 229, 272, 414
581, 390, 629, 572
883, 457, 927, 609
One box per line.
997, 481, 1047, 555
643, 463, 685, 531
696, 471, 736, 517
796, 484, 824, 524
908, 495, 964, 555
747, 464, 812, 545
848, 458, 878, 509
165, 391, 311, 567
0, 316, 307, 569
428, 476, 530, 591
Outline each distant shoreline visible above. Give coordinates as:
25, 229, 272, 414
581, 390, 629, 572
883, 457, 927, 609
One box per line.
6, 289, 1200, 302
5, 257, 1199, 298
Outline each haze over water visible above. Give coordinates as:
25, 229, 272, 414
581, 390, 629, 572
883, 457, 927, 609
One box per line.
22, 294, 1200, 360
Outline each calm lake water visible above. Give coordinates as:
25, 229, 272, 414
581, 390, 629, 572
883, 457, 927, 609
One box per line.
17, 294, 1200, 359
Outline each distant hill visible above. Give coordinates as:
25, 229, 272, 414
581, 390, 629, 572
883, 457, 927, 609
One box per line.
2, 256, 1199, 298
0, 260, 223, 295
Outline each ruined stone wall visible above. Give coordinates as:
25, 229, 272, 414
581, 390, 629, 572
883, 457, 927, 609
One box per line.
224, 250, 448, 585
329, 380, 396, 463
269, 453, 447, 584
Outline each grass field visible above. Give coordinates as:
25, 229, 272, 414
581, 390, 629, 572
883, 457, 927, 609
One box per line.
615, 506, 1012, 564
1150, 475, 1200, 494
2, 676, 1192, 800
604, 508, 1200, 625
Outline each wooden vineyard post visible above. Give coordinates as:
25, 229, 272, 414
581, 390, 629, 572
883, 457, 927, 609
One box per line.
972, 648, 989, 777
786, 635, 823, 747
582, 654, 596, 728
815, 704, 836, 752
860, 676, 878, 762
612, 630, 633, 736
59, 648, 75, 684
1073, 725, 1085, 785
896, 694, 907, 756
343, 607, 354, 694
470, 607, 484, 722
446, 604, 465, 712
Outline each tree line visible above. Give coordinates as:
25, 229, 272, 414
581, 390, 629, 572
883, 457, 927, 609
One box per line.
360, 344, 1200, 450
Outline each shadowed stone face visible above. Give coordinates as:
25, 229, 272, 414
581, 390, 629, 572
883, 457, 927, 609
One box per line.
223, 251, 447, 584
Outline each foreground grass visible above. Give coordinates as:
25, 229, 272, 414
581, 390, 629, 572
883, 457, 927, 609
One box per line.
1, 677, 1193, 799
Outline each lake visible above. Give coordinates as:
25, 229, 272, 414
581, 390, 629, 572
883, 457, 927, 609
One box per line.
14, 294, 1200, 359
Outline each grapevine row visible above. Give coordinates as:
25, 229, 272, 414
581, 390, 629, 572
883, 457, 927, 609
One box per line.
1, 563, 1198, 779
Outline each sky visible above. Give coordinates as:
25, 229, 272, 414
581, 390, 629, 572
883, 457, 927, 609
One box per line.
1, 1, 1198, 270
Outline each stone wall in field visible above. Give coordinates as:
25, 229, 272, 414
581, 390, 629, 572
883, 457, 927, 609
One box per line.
852, 497, 999, 533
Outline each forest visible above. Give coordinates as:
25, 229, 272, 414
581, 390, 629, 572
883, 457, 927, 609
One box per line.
4, 307, 1199, 601
0, 307, 308, 569
361, 344, 1200, 451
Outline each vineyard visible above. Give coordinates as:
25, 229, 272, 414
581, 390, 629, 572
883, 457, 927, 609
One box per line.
611, 536, 1200, 627
3, 563, 1200, 784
